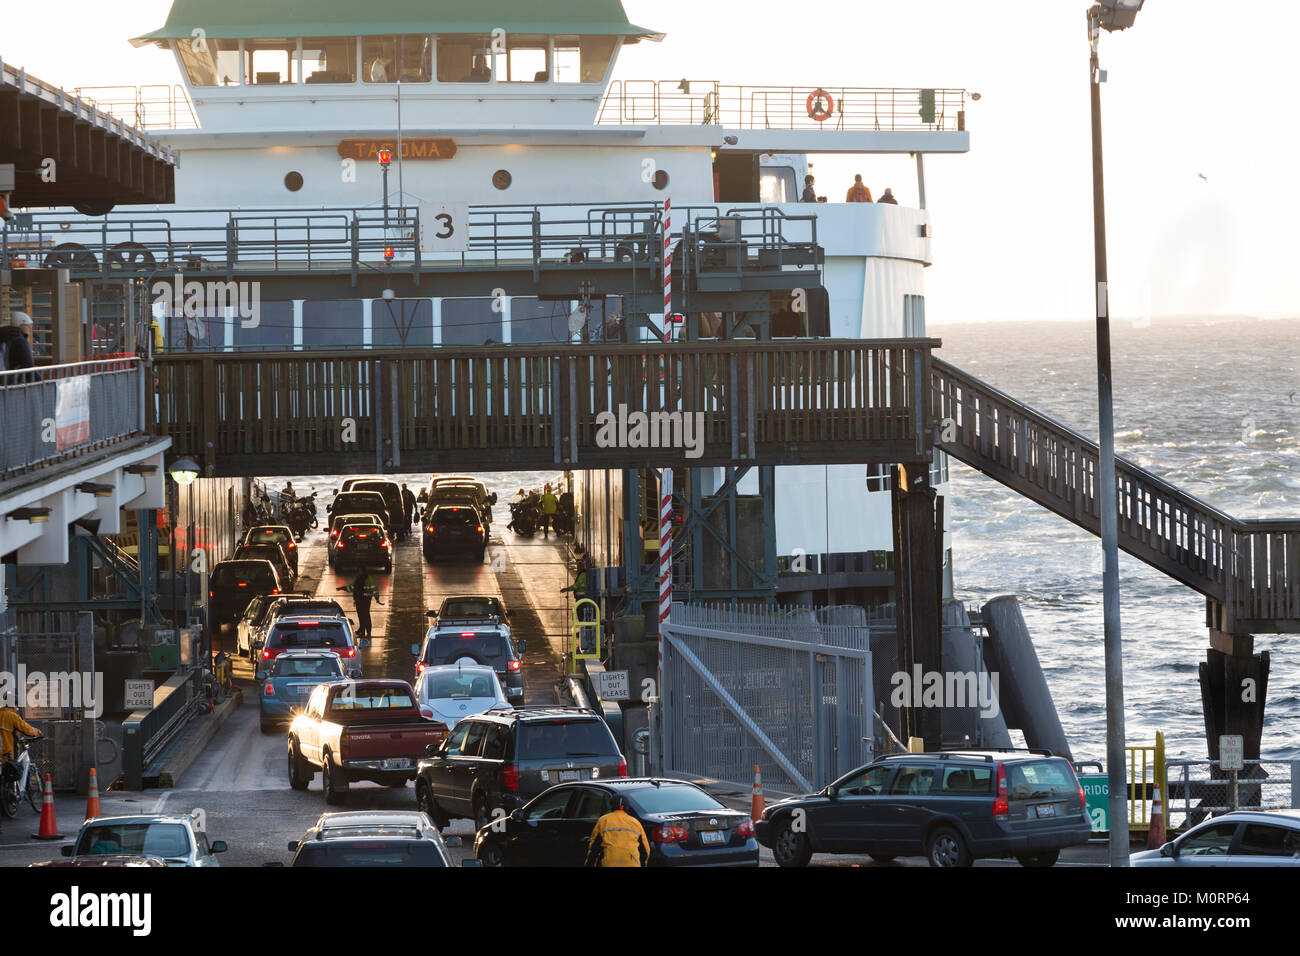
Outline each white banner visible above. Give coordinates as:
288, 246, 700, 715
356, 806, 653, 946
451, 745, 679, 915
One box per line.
55, 376, 91, 451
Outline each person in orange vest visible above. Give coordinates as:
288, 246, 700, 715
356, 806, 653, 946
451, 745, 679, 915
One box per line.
846, 174, 873, 203
584, 796, 651, 867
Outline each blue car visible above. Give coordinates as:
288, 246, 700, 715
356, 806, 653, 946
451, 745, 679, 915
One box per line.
257, 651, 358, 733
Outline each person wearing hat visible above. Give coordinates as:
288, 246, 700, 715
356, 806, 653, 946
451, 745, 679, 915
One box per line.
0, 311, 35, 372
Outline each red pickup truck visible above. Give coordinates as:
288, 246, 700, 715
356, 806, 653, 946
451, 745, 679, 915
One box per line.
287, 680, 449, 804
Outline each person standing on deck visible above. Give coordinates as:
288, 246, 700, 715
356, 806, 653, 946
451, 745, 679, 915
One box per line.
339, 570, 382, 645
845, 174, 873, 203
539, 485, 559, 539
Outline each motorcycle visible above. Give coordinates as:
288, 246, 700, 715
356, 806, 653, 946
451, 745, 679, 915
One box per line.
553, 499, 575, 536
0, 734, 44, 817
284, 493, 319, 541
508, 497, 540, 537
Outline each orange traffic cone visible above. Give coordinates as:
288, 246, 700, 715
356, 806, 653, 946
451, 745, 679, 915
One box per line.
32, 773, 63, 840
1147, 784, 1166, 849
84, 767, 101, 820
750, 765, 765, 822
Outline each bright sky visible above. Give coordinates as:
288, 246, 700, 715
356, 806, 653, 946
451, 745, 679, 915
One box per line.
6, 0, 1300, 323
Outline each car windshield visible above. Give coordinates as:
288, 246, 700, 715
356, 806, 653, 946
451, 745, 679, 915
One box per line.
441, 599, 500, 619
626, 786, 725, 815
294, 841, 446, 867
328, 688, 416, 711
79, 823, 190, 858
1007, 760, 1077, 798
431, 634, 504, 663
270, 624, 348, 648
426, 672, 499, 700
272, 658, 343, 678
518, 720, 613, 760
212, 563, 272, 586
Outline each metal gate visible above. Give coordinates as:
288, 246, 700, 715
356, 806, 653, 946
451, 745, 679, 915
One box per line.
659, 603, 872, 795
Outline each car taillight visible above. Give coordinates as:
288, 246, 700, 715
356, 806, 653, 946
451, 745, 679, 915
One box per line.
381, 540, 390, 549
331, 529, 339, 538
335, 542, 344, 550
237, 582, 247, 588
286, 542, 296, 550
1078, 780, 1087, 811
736, 819, 754, 837
261, 648, 272, 660
420, 707, 433, 719
416, 662, 426, 673
507, 659, 521, 671
476, 525, 483, 534
342, 647, 355, 658
209, 591, 214, 599
272, 588, 280, 595
264, 683, 274, 695
617, 758, 627, 778
993, 763, 1009, 817
460, 632, 475, 638
651, 825, 688, 843
502, 764, 520, 791
427, 526, 436, 534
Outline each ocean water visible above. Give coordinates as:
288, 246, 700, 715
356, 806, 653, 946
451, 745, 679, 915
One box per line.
932, 317, 1300, 760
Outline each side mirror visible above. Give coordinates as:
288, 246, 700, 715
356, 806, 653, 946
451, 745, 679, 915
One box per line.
348, 668, 362, 679
426, 743, 442, 757
489, 494, 498, 505
1161, 841, 1178, 858
510, 809, 526, 824
287, 841, 299, 851
411, 643, 421, 657
61, 845, 74, 857
517, 640, 527, 654
254, 671, 267, 682
426, 610, 439, 619
443, 836, 464, 848
211, 841, 228, 853
461, 859, 483, 868
825, 787, 838, 799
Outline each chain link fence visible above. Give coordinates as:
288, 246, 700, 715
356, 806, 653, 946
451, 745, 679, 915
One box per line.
660, 602, 872, 796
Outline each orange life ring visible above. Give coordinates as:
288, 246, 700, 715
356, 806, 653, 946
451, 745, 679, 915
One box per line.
806, 88, 835, 122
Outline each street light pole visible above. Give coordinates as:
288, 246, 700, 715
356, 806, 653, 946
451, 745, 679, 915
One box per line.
1088, 2, 1132, 867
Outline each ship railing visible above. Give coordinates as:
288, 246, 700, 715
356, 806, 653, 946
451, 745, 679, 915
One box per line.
72, 84, 199, 131
1163, 758, 1299, 832
599, 81, 968, 132
0, 356, 145, 481
7, 202, 818, 283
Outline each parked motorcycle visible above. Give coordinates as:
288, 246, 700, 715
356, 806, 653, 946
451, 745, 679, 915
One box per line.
508, 497, 540, 537
285, 493, 319, 541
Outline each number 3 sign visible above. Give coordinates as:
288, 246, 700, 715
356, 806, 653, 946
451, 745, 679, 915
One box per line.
419, 202, 469, 253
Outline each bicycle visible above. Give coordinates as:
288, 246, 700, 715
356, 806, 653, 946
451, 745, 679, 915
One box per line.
0, 734, 45, 817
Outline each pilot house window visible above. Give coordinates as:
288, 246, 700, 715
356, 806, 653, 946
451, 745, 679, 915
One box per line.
437, 35, 494, 82
299, 38, 357, 83
245, 40, 294, 85
502, 36, 549, 82
553, 36, 617, 83
361, 36, 432, 83
176, 39, 241, 87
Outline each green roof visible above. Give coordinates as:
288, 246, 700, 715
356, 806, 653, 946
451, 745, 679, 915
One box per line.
132, 0, 662, 44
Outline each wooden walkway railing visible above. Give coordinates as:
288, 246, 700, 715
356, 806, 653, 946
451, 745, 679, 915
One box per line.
151, 340, 938, 475
932, 358, 1300, 635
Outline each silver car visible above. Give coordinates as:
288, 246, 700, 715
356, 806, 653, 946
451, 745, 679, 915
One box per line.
414, 662, 511, 730
1131, 809, 1300, 866
62, 810, 228, 867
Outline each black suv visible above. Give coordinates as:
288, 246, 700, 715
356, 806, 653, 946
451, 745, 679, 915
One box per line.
414, 708, 626, 831
755, 750, 1091, 868
422, 504, 486, 563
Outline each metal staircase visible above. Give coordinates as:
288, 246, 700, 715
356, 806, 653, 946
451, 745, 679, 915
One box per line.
932, 358, 1300, 636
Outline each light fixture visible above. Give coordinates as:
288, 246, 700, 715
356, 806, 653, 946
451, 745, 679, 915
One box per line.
168, 457, 200, 486
1095, 0, 1144, 31
970, 92, 982, 101
722, 135, 738, 146
76, 482, 114, 498
8, 506, 51, 524
381, 288, 395, 300
383, 247, 396, 261
377, 147, 393, 167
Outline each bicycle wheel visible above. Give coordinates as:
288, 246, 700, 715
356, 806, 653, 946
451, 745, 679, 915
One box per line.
26, 768, 43, 812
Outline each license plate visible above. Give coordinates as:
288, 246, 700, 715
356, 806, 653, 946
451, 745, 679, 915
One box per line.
1034, 803, 1058, 818
382, 758, 411, 770
699, 830, 726, 845
558, 769, 582, 782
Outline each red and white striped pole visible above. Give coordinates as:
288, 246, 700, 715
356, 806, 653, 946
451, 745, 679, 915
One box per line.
663, 196, 673, 342
658, 468, 673, 636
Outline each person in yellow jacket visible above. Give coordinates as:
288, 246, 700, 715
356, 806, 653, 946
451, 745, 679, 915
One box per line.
584, 797, 651, 867
0, 706, 41, 763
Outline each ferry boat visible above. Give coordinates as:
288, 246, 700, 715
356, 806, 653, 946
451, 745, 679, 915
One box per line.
13, 0, 972, 613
